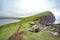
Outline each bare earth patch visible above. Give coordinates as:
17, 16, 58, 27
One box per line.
8, 25, 25, 40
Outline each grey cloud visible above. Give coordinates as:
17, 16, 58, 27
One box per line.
0, 0, 23, 17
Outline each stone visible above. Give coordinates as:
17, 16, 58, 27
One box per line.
30, 12, 55, 32
51, 32, 59, 36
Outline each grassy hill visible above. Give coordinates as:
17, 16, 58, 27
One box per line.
0, 11, 60, 40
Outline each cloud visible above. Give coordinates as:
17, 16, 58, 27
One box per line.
46, 0, 60, 17
0, 0, 60, 17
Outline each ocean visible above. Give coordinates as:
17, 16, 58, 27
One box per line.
0, 19, 20, 26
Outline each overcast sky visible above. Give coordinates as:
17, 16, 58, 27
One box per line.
0, 0, 60, 17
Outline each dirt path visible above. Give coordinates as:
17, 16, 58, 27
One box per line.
8, 25, 24, 40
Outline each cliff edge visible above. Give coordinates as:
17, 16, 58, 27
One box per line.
30, 11, 55, 32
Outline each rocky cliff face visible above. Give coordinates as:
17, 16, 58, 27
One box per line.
37, 12, 55, 26
30, 12, 55, 32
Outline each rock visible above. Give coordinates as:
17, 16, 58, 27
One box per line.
49, 24, 60, 36
38, 12, 55, 26
29, 11, 55, 32
51, 32, 59, 36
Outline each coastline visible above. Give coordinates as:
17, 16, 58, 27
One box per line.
0, 19, 20, 26
0, 11, 60, 40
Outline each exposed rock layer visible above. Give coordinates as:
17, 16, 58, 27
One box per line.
37, 12, 55, 26
30, 12, 55, 32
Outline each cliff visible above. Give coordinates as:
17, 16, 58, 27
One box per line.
37, 11, 55, 26
30, 11, 55, 32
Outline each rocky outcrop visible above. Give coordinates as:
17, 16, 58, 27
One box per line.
38, 12, 55, 26
48, 24, 60, 36
29, 11, 55, 32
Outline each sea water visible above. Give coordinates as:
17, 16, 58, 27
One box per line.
0, 19, 20, 26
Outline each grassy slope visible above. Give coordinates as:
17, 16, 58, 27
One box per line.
0, 11, 60, 40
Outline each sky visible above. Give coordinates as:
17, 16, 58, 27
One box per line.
0, 0, 60, 18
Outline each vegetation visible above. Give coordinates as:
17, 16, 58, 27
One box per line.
0, 11, 60, 40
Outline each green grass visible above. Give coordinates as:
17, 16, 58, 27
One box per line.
0, 11, 60, 40
23, 31, 60, 40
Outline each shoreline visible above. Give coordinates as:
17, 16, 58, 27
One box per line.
0, 21, 21, 27
0, 19, 20, 26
